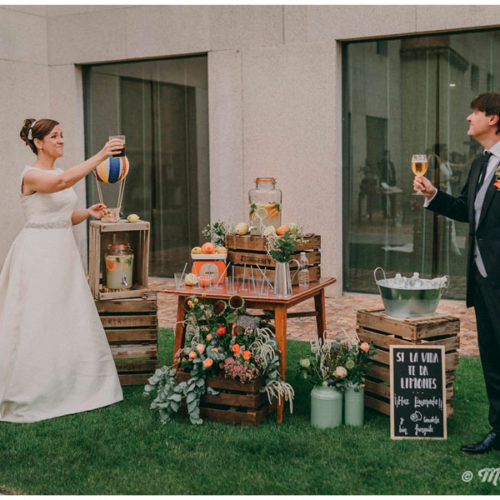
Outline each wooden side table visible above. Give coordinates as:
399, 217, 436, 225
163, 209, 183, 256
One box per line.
163, 277, 336, 423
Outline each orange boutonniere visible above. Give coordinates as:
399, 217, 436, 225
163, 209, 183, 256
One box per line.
495, 165, 500, 191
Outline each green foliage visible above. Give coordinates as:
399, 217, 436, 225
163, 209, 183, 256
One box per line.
268, 232, 297, 263
201, 221, 229, 247
299, 335, 376, 390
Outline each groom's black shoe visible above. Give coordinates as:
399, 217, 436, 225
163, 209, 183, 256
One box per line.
461, 430, 500, 454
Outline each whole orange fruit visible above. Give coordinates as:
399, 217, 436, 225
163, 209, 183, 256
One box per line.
201, 242, 216, 254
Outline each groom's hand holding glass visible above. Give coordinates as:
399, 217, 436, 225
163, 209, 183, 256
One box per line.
413, 175, 437, 200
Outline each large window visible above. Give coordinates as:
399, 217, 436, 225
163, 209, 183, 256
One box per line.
83, 56, 209, 276
343, 30, 500, 299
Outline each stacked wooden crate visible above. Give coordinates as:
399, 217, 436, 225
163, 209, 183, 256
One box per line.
176, 372, 275, 426
357, 309, 459, 417
89, 220, 158, 386
225, 233, 321, 284
95, 293, 158, 385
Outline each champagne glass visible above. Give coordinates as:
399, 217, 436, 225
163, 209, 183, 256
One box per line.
411, 154, 428, 195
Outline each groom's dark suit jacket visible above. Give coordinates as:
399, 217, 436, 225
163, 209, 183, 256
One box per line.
427, 154, 500, 307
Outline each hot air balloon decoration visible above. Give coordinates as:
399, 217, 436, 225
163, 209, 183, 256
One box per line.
94, 139, 130, 222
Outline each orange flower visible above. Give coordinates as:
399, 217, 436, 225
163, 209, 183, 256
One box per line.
188, 351, 197, 360
494, 178, 500, 190
242, 350, 251, 361
360, 342, 370, 352
203, 358, 213, 368
206, 334, 213, 341
232, 344, 241, 354
212, 348, 219, 352
196, 344, 205, 354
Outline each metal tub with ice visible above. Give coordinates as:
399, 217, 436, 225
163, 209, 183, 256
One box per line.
374, 267, 448, 319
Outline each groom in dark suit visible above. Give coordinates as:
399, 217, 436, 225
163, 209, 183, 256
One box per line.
414, 92, 500, 454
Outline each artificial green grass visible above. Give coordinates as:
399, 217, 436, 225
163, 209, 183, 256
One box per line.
0, 329, 496, 495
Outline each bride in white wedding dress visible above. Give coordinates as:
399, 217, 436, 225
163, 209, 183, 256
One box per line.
0, 118, 124, 423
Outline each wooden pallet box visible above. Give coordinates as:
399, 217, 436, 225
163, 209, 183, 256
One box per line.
225, 233, 321, 284
89, 220, 150, 300
96, 292, 158, 385
357, 309, 460, 418
176, 371, 275, 426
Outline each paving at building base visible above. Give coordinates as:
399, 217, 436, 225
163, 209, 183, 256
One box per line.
149, 278, 478, 357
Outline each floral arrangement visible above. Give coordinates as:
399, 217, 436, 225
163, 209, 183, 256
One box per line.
264, 223, 305, 263
202, 221, 230, 247
299, 332, 376, 391
144, 295, 294, 425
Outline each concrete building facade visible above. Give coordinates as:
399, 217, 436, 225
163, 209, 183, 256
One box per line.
2, 5, 500, 296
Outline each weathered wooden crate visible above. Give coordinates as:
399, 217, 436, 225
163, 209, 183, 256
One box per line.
95, 292, 158, 385
357, 309, 460, 418
225, 233, 321, 284
89, 220, 150, 300
176, 371, 275, 426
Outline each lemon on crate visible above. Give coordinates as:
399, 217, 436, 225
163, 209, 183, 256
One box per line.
127, 213, 140, 223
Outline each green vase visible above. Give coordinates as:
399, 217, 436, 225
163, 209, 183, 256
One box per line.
310, 386, 343, 429
344, 383, 364, 426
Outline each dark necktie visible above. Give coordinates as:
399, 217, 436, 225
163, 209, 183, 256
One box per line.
476, 151, 492, 193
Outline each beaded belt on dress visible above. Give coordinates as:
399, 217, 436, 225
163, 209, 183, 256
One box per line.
24, 220, 72, 229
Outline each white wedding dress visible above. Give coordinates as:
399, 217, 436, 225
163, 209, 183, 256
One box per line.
0, 166, 123, 423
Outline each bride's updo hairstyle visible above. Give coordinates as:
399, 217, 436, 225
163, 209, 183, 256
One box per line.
20, 118, 60, 155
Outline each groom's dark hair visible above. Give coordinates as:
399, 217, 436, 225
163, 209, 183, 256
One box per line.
470, 93, 500, 134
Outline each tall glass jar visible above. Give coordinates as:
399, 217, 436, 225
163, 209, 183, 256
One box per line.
105, 242, 134, 290
248, 177, 282, 236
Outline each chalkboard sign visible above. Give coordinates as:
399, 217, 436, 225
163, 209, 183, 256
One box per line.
390, 345, 447, 439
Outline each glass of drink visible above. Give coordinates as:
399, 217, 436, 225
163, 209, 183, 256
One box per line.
411, 154, 428, 195
109, 135, 126, 157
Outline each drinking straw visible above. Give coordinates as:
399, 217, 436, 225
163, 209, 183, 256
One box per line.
232, 264, 235, 291
215, 261, 230, 287
180, 262, 188, 285
250, 266, 256, 293
255, 264, 273, 288
241, 263, 247, 290
193, 264, 200, 289
260, 271, 265, 295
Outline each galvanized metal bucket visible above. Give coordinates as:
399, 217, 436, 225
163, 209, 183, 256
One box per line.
374, 267, 448, 319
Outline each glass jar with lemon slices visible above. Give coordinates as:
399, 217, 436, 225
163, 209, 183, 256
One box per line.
248, 177, 282, 236
105, 242, 134, 290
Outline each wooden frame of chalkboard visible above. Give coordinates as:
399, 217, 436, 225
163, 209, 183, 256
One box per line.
390, 345, 447, 440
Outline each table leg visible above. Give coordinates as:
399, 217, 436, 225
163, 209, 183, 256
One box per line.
173, 295, 186, 365
274, 304, 288, 424
314, 288, 326, 342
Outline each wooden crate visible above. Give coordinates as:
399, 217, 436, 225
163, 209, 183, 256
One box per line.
357, 309, 460, 418
225, 233, 321, 285
96, 292, 158, 385
89, 220, 150, 300
176, 371, 275, 426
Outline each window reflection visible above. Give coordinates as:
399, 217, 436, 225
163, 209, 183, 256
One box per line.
83, 56, 210, 276
343, 30, 500, 299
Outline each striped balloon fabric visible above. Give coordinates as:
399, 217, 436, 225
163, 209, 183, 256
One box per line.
95, 156, 129, 183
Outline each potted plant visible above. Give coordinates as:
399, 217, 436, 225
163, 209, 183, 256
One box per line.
144, 295, 294, 425
265, 226, 304, 296
299, 335, 347, 429
342, 340, 376, 426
